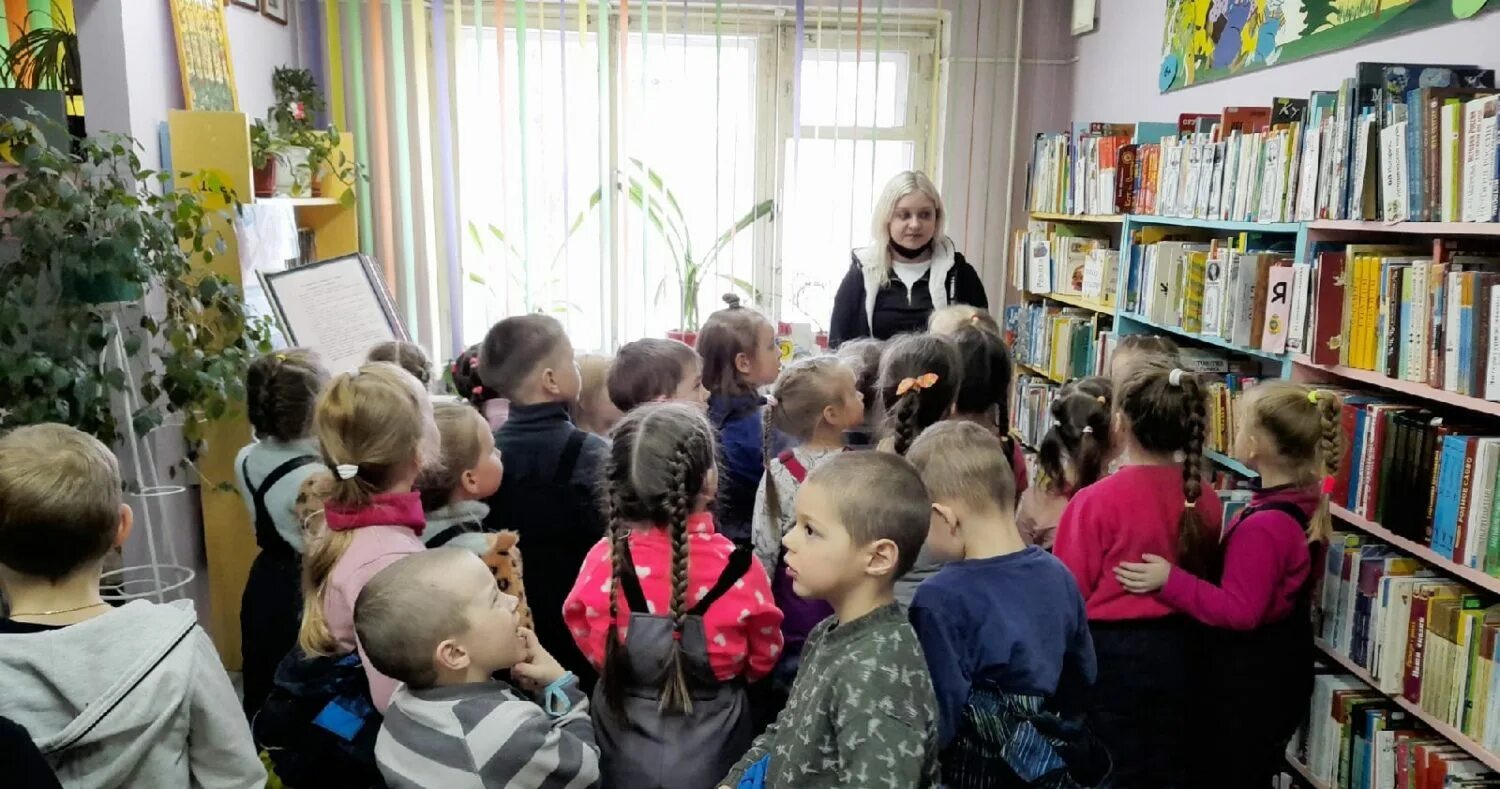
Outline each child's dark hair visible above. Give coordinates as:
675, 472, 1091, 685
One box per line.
246, 348, 330, 442
367, 341, 433, 387
601, 402, 718, 716
762, 357, 856, 523
950, 323, 1013, 437
835, 338, 884, 426
448, 344, 499, 409
478, 315, 569, 400
877, 334, 961, 456
1115, 358, 1216, 577
608, 338, 699, 411
1241, 381, 1343, 543
698, 294, 772, 398
1038, 376, 1113, 496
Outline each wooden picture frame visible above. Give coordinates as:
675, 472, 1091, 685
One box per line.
168, 0, 239, 111
228, 0, 258, 10
260, 0, 289, 25
261, 254, 409, 376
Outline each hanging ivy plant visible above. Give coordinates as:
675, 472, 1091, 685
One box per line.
0, 112, 273, 444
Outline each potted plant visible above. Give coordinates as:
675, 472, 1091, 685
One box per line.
259, 66, 361, 202
249, 119, 285, 197
589, 159, 774, 344
0, 112, 273, 444
0, 5, 83, 137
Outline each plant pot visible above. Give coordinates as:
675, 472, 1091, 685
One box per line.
667, 329, 698, 347
274, 146, 312, 196
253, 158, 277, 197
65, 271, 143, 305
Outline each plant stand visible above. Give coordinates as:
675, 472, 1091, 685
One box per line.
98, 306, 197, 603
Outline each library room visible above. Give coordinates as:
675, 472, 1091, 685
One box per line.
2, 1, 1500, 788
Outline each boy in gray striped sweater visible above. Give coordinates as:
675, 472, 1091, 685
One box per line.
355, 548, 600, 788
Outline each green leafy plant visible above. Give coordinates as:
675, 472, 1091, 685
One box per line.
249, 119, 286, 169
257, 66, 361, 204
0, 5, 80, 96
589, 159, 773, 332
0, 113, 273, 444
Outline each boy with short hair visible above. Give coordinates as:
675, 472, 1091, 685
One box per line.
720, 451, 940, 789
906, 422, 1103, 788
356, 548, 599, 788
0, 424, 265, 788
479, 314, 608, 687
606, 337, 709, 412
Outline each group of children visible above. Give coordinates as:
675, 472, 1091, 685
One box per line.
0, 295, 1345, 789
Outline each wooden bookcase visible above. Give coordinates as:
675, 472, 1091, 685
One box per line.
167, 110, 360, 666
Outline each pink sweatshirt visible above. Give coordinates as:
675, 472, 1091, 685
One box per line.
1158, 485, 1319, 631
323, 492, 426, 712
1054, 464, 1224, 621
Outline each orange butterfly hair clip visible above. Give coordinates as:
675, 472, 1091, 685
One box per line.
896, 373, 940, 396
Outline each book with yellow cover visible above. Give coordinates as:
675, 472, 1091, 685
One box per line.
1182, 250, 1208, 333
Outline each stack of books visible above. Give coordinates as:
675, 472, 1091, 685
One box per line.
1013, 220, 1118, 303
1297, 240, 1500, 401
1026, 62, 1500, 226
1010, 302, 1106, 383
1011, 373, 1058, 451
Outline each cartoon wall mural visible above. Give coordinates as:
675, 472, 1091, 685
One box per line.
1161, 0, 1496, 92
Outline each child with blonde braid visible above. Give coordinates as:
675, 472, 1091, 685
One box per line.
752, 357, 865, 684
1052, 358, 1224, 789
563, 403, 783, 789
1115, 381, 1339, 788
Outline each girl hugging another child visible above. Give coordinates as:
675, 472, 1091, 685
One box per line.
752, 357, 866, 684
1114, 381, 1339, 788
564, 403, 783, 789
1052, 359, 1224, 789
1019, 376, 1112, 551
700, 295, 784, 545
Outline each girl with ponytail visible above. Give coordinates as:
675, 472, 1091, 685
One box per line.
563, 403, 783, 789
875, 333, 961, 457
1019, 376, 1113, 550
1115, 380, 1340, 788
1051, 357, 1225, 789
297, 362, 439, 712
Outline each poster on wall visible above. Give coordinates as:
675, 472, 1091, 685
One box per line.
261, 254, 409, 376
1160, 0, 1497, 93
168, 0, 238, 111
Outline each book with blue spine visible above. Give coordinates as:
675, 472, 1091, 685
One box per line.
1433, 435, 1477, 561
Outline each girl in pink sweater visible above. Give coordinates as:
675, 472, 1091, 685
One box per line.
1114, 380, 1339, 788
1052, 358, 1224, 789
297, 362, 439, 713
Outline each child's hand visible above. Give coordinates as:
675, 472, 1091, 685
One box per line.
1114, 554, 1171, 594
511, 628, 566, 692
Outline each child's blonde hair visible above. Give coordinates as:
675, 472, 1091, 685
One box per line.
698, 294, 773, 398
415, 399, 490, 511
1240, 381, 1343, 543
0, 424, 122, 582
907, 420, 1016, 514
367, 341, 434, 388
299, 362, 438, 656
600, 403, 718, 717
928, 304, 998, 336
761, 357, 856, 523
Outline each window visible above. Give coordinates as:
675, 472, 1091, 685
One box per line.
456, 8, 940, 350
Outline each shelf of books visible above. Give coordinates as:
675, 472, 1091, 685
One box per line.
1028, 211, 1123, 224
1283, 752, 1331, 789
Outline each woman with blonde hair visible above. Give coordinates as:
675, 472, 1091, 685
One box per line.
828, 170, 988, 346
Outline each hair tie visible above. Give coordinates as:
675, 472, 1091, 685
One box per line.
896, 373, 940, 396
334, 464, 360, 480
1081, 425, 1094, 434
1096, 395, 1107, 405
1183, 500, 1196, 509
274, 353, 287, 362
1308, 389, 1321, 405
1168, 368, 1185, 387
1320, 476, 1336, 495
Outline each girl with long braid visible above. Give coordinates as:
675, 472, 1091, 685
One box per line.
563, 403, 784, 788
1052, 358, 1225, 789
1115, 381, 1340, 788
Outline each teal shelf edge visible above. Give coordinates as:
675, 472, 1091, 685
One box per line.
1123, 214, 1302, 234
1115, 312, 1292, 365
1205, 448, 1259, 478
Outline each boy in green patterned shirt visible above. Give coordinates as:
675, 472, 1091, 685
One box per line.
721, 452, 939, 789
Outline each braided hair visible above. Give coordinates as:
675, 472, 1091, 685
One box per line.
447, 344, 499, 410
1241, 380, 1344, 543
1037, 376, 1113, 496
876, 334, 961, 456
1115, 358, 1218, 578
246, 348, 329, 442
600, 402, 718, 716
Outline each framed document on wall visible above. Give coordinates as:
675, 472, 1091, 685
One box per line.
261, 254, 409, 376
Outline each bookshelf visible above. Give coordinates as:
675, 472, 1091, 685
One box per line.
1126, 214, 1304, 234
1204, 448, 1258, 478
1283, 754, 1330, 789
1291, 357, 1500, 418
1029, 211, 1124, 224
1309, 220, 1500, 238
1326, 504, 1500, 596
1033, 291, 1114, 314
1314, 638, 1500, 773
1117, 311, 1292, 366
1015, 359, 1065, 385
167, 110, 361, 665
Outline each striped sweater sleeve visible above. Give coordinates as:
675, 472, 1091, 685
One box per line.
461, 687, 599, 788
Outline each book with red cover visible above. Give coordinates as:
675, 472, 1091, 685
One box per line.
1221, 105, 1272, 137
1362, 405, 1415, 519
1312, 251, 1349, 366
1116, 144, 1139, 214
1404, 589, 1436, 703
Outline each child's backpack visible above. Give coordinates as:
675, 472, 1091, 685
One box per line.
253, 647, 384, 788
770, 450, 835, 665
